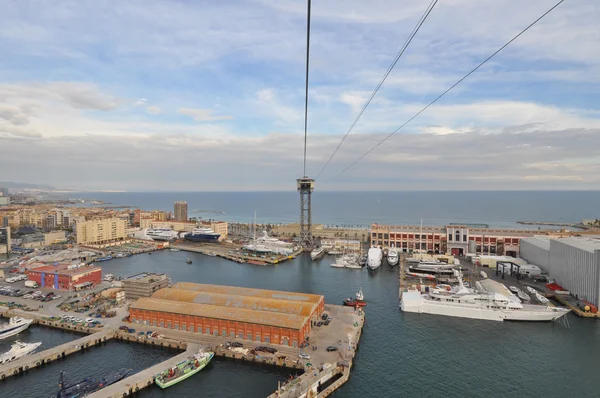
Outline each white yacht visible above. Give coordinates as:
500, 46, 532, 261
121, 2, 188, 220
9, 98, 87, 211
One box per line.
145, 228, 179, 241
0, 340, 42, 364
243, 231, 295, 255
367, 247, 382, 270
401, 272, 570, 322
387, 248, 399, 266
310, 247, 325, 261
414, 260, 454, 270
103, 273, 115, 282
0, 317, 34, 340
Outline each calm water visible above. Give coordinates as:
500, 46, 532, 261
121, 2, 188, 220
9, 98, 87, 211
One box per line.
70, 191, 600, 227
90, 251, 600, 397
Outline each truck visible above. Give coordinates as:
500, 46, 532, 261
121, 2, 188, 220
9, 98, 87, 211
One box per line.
25, 280, 39, 288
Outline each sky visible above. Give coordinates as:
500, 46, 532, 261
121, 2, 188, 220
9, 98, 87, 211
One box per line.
0, 0, 599, 191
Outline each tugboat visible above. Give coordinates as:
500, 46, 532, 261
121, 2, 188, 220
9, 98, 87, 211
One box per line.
343, 288, 366, 307
155, 350, 214, 389
56, 368, 132, 397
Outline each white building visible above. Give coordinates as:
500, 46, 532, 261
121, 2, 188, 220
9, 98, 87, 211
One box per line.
521, 236, 600, 306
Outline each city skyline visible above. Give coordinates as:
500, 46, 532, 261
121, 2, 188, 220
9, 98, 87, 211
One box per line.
1, 0, 599, 191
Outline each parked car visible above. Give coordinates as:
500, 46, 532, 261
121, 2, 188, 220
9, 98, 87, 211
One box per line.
298, 353, 310, 359
230, 342, 243, 348
119, 326, 129, 331
324, 320, 331, 326
321, 313, 328, 321
316, 321, 323, 327
326, 346, 338, 352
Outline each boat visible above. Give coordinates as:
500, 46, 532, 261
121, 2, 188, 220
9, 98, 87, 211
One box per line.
103, 274, 115, 282
359, 254, 367, 266
330, 262, 346, 268
526, 286, 537, 294
184, 227, 221, 243
170, 248, 180, 252
387, 248, 399, 266
145, 228, 179, 241
413, 260, 453, 270
0, 317, 34, 340
367, 247, 382, 270
310, 247, 325, 261
56, 368, 132, 398
328, 250, 343, 255
96, 255, 113, 262
517, 291, 531, 301
243, 231, 295, 255
343, 288, 366, 307
509, 286, 519, 294
206, 252, 217, 257
480, 271, 488, 279
536, 294, 549, 304
0, 340, 42, 364
345, 262, 363, 270
155, 350, 214, 389
401, 271, 571, 322
186, 259, 192, 264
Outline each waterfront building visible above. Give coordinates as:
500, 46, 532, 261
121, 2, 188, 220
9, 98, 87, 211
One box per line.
174, 201, 188, 222
151, 210, 171, 221
521, 236, 600, 307
202, 221, 228, 239
129, 282, 325, 347
370, 224, 543, 256
272, 223, 370, 242
26, 265, 102, 290
76, 217, 128, 245
149, 220, 197, 233
0, 227, 10, 254
123, 273, 170, 300
320, 238, 361, 252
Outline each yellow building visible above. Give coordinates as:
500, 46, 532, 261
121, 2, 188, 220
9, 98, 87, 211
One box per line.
76, 217, 128, 245
150, 220, 197, 233
205, 221, 228, 239
151, 210, 170, 221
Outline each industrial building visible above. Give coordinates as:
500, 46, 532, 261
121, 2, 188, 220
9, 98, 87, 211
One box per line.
174, 201, 188, 222
26, 265, 102, 290
129, 283, 325, 347
123, 273, 170, 300
76, 217, 128, 245
520, 236, 600, 307
370, 224, 540, 256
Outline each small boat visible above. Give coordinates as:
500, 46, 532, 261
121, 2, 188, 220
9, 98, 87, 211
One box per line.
330, 262, 346, 268
509, 286, 519, 294
310, 247, 325, 261
170, 248, 180, 252
536, 294, 549, 303
96, 255, 113, 262
479, 271, 488, 279
155, 350, 214, 389
328, 250, 343, 255
526, 286, 537, 294
56, 368, 132, 398
186, 259, 192, 264
345, 262, 363, 269
0, 340, 42, 364
148, 252, 152, 255
387, 248, 399, 266
206, 252, 217, 257
518, 291, 531, 301
343, 288, 366, 307
0, 317, 34, 340
103, 274, 115, 282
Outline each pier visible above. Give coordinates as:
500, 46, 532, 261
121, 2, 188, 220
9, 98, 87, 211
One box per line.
0, 328, 114, 380
173, 242, 304, 265
87, 343, 199, 398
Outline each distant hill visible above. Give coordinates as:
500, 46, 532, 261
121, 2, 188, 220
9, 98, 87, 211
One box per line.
0, 182, 57, 191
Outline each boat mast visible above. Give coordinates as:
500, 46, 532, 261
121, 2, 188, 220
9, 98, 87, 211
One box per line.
253, 210, 257, 242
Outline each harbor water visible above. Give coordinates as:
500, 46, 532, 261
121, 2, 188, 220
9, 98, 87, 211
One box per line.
85, 251, 600, 397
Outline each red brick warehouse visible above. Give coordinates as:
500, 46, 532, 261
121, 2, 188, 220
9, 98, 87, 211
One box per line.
26, 265, 102, 290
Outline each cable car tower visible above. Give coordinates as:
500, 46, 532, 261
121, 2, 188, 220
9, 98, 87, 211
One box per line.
297, 0, 314, 250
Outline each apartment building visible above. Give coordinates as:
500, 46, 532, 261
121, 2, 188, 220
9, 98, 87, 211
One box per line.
174, 201, 188, 222
76, 217, 128, 245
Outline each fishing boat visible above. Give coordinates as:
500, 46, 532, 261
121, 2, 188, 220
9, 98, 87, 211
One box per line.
0, 317, 34, 340
56, 368, 131, 398
343, 288, 366, 307
155, 350, 214, 389
0, 340, 42, 364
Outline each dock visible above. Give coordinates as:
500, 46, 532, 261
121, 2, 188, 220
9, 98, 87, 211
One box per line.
0, 327, 114, 380
87, 343, 199, 398
172, 242, 304, 265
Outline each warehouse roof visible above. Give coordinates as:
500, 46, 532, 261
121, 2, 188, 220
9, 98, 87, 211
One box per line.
173, 282, 324, 305
131, 297, 306, 329
27, 265, 101, 276
552, 237, 600, 253
521, 236, 551, 251
152, 288, 317, 317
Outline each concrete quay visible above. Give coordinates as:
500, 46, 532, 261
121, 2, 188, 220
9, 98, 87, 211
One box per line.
87, 343, 199, 398
172, 242, 304, 265
0, 327, 114, 380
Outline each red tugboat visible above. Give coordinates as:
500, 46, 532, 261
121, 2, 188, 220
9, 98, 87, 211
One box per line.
343, 288, 366, 307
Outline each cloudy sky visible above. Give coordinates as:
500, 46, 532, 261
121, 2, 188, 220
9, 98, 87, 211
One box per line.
0, 0, 599, 191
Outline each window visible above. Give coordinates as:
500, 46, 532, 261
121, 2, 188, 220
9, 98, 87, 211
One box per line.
463, 234, 467, 242
384, 234, 389, 240
421, 234, 426, 239
378, 233, 382, 239
255, 335, 261, 342
230, 331, 235, 338
448, 234, 452, 241
205, 327, 210, 334
455, 232, 460, 242
247, 333, 252, 340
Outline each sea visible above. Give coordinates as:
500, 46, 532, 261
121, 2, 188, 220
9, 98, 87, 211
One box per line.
3, 191, 600, 397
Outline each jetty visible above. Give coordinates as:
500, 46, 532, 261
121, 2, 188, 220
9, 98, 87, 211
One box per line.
172, 242, 304, 265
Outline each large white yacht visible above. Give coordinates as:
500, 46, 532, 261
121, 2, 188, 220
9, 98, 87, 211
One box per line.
310, 247, 325, 261
401, 272, 570, 322
0, 317, 34, 340
0, 340, 42, 364
243, 231, 295, 255
367, 247, 382, 270
387, 248, 399, 266
145, 228, 179, 241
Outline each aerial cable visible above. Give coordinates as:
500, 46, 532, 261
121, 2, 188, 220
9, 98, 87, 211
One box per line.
333, 0, 566, 178
302, 0, 312, 177
315, 0, 439, 179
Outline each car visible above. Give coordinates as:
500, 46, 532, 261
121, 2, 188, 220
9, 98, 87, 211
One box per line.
61, 314, 68, 319
86, 318, 94, 323
316, 321, 323, 327
324, 320, 331, 326
298, 353, 310, 360
326, 316, 332, 321
230, 342, 243, 348
326, 346, 338, 352
321, 313, 328, 321
119, 326, 129, 331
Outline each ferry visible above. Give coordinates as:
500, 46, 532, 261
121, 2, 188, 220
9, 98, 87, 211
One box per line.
0, 317, 34, 340
155, 350, 214, 389
56, 368, 132, 397
0, 340, 42, 364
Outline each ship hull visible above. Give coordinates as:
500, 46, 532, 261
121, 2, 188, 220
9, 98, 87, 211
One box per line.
155, 353, 213, 389
310, 249, 325, 261
184, 234, 220, 243
0, 320, 33, 340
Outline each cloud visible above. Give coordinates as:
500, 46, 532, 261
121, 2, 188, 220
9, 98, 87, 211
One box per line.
178, 108, 233, 122
46, 82, 119, 111
145, 105, 161, 115
135, 98, 148, 106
